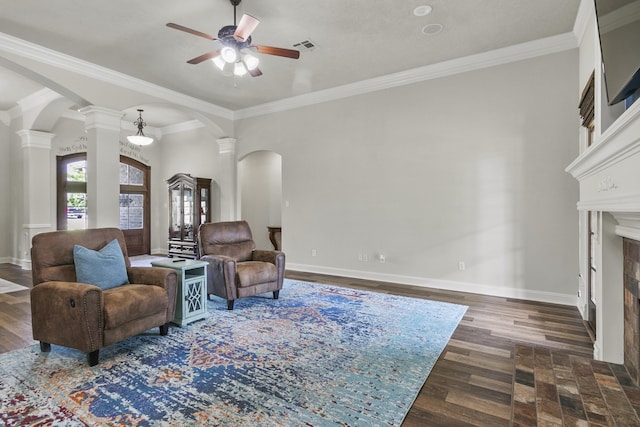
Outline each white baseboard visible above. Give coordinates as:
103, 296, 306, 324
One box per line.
15, 257, 31, 270
2, 257, 32, 270
287, 263, 578, 307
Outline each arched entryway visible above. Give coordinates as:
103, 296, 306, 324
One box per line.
238, 151, 282, 251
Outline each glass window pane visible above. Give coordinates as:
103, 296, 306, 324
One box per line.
67, 193, 87, 230
184, 188, 193, 240
129, 166, 143, 185
119, 194, 144, 230
67, 160, 86, 182
119, 163, 144, 186
119, 164, 128, 184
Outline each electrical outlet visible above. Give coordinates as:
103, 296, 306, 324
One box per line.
379, 254, 386, 264
358, 253, 363, 262
311, 249, 317, 257
458, 261, 465, 271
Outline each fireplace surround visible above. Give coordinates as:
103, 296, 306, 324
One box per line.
566, 89, 640, 370
624, 238, 640, 385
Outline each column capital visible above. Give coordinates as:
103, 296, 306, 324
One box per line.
16, 130, 55, 149
79, 105, 123, 132
217, 137, 237, 155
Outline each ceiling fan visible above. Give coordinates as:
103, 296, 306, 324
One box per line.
167, 0, 300, 77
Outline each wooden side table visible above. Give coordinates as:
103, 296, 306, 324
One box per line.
151, 258, 208, 326
267, 226, 281, 250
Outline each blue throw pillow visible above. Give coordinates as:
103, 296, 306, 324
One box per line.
73, 239, 129, 290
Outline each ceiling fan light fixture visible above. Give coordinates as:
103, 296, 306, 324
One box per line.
234, 61, 248, 76
167, 0, 299, 78
243, 53, 259, 71
221, 46, 237, 63
212, 54, 226, 70
127, 109, 153, 146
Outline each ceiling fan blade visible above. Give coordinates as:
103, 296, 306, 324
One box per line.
167, 23, 216, 41
249, 67, 263, 77
187, 50, 221, 64
254, 45, 300, 59
234, 14, 260, 42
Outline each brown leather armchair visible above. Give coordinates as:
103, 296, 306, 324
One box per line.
30, 228, 178, 366
198, 220, 285, 310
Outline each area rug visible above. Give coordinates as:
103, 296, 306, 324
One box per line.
0, 278, 28, 294
0, 280, 467, 426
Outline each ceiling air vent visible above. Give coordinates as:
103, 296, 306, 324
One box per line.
293, 40, 317, 51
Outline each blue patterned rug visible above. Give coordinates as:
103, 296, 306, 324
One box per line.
0, 280, 466, 426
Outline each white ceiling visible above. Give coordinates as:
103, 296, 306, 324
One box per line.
0, 0, 582, 126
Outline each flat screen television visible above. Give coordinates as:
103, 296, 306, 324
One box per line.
594, 0, 640, 106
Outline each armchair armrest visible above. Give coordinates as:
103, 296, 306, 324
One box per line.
201, 254, 238, 300
127, 266, 178, 322
31, 281, 104, 352
127, 266, 177, 288
252, 250, 285, 287
252, 249, 284, 264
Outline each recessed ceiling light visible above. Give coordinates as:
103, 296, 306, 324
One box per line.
422, 23, 443, 35
413, 5, 433, 17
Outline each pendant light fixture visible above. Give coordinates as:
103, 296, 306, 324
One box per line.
127, 109, 153, 146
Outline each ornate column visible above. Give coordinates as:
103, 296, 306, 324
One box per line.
15, 130, 54, 268
217, 137, 237, 221
79, 106, 122, 228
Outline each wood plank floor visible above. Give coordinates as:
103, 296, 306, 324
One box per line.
0, 263, 622, 425
285, 271, 597, 426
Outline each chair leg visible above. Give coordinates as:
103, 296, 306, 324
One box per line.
273, 290, 280, 300
40, 342, 51, 352
87, 350, 100, 367
227, 300, 235, 310
159, 323, 169, 336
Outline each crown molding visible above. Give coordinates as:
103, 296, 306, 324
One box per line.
235, 32, 579, 119
0, 32, 234, 121
1, 28, 579, 123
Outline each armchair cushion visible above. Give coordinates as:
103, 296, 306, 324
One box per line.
73, 239, 129, 290
103, 284, 168, 329
236, 261, 277, 287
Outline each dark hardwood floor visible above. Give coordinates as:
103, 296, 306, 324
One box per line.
2, 263, 637, 425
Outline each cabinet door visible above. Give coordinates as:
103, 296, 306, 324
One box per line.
200, 187, 209, 225
183, 185, 194, 241
169, 185, 182, 240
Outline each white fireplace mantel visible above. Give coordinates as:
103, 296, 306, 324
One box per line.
566, 99, 640, 215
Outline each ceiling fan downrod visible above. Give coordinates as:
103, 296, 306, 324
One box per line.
230, 0, 241, 26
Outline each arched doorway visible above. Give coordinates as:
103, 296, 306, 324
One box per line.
238, 151, 282, 250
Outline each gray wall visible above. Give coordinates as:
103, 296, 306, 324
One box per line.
236, 50, 580, 301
